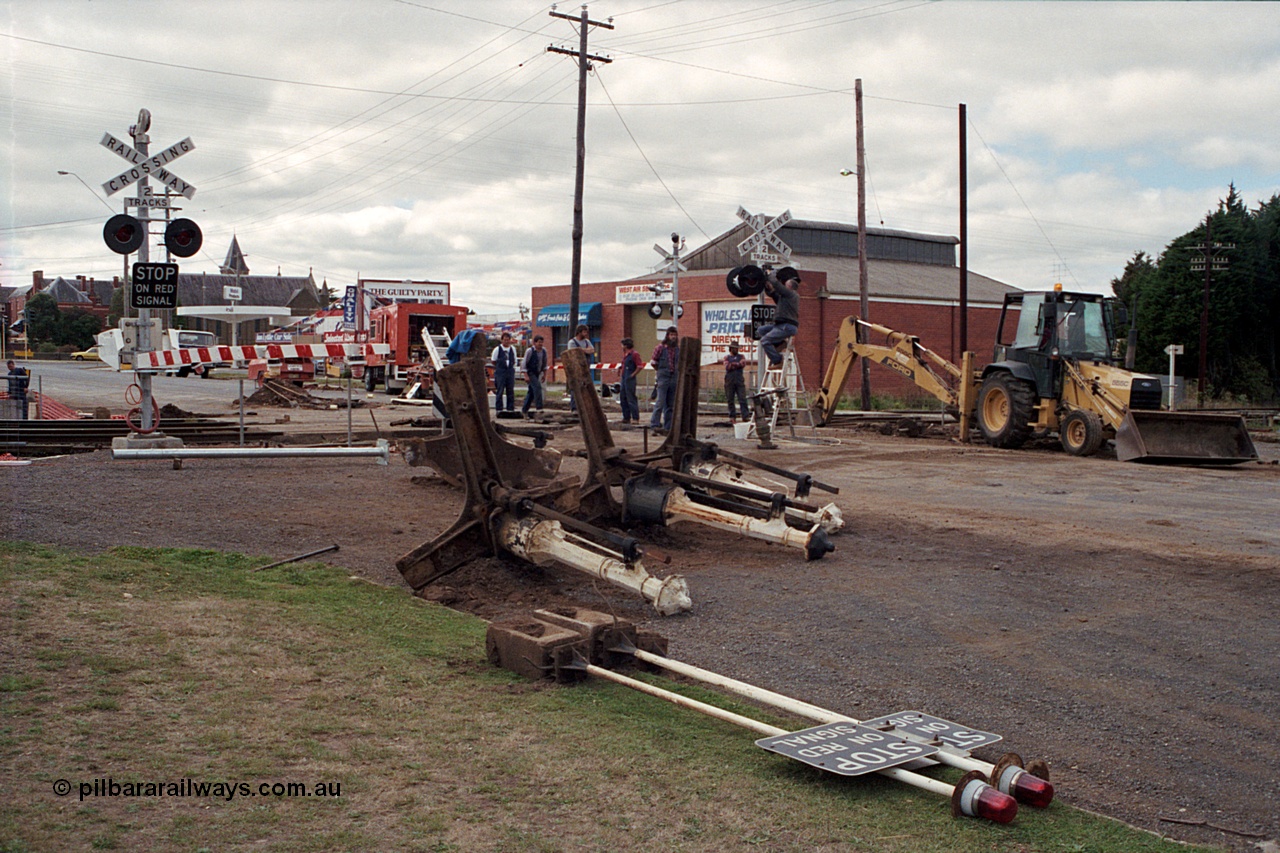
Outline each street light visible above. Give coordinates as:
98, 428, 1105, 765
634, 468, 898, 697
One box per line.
57, 170, 116, 213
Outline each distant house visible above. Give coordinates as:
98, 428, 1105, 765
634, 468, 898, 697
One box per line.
177, 272, 323, 345
24, 272, 117, 323
19, 267, 322, 347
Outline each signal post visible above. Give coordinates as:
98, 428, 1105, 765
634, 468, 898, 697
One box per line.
98, 109, 203, 448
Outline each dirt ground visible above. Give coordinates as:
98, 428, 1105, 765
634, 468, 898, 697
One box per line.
6, 400, 1279, 851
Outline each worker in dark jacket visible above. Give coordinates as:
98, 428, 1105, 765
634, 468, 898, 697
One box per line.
756, 267, 801, 366
6, 360, 29, 420
722, 342, 749, 423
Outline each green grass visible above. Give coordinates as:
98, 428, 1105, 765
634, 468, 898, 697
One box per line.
0, 542, 1211, 853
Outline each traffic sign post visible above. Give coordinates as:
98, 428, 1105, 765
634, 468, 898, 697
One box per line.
653, 233, 686, 323
97, 108, 198, 441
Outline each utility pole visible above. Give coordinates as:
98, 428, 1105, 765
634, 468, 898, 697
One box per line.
1190, 215, 1233, 402
855, 79, 870, 410
547, 5, 613, 342
958, 103, 968, 357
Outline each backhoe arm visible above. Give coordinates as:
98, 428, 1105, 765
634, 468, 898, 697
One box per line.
809, 317, 965, 426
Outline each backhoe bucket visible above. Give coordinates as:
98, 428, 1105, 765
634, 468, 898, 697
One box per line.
1114, 410, 1258, 465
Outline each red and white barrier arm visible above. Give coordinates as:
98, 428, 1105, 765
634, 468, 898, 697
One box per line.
135, 343, 392, 370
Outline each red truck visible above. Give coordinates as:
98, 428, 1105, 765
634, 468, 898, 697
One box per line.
362, 302, 470, 394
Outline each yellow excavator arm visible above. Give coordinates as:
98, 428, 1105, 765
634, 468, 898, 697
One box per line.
809, 317, 977, 429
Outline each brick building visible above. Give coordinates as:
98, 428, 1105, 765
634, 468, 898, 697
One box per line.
531, 216, 1019, 401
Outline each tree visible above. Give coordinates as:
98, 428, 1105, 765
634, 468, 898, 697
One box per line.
24, 292, 61, 349
107, 285, 126, 328
1112, 185, 1280, 402
61, 311, 103, 351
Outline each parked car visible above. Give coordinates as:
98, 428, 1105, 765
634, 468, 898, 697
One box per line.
71, 346, 101, 361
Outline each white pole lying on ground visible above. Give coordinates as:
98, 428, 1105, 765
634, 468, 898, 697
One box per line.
583, 662, 1009, 814
625, 647, 1052, 807
112, 439, 391, 465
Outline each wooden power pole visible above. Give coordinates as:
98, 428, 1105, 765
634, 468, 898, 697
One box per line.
547, 6, 613, 340
856, 79, 871, 411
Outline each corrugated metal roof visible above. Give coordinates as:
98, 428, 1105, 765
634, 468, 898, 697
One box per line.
800, 255, 1016, 305
676, 215, 1018, 304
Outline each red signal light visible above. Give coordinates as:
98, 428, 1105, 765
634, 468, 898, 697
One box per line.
952, 771, 1018, 823
991, 753, 1054, 807
164, 218, 202, 258
103, 213, 145, 254
1007, 771, 1054, 808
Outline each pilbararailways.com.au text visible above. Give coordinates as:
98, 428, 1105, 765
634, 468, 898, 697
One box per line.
52, 777, 342, 802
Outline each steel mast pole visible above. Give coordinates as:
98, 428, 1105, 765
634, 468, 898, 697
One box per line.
132, 109, 156, 433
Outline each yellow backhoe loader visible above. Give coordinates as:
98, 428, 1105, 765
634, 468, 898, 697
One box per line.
809, 288, 1257, 465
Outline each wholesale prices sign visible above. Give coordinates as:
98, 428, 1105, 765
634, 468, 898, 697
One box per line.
700, 300, 757, 365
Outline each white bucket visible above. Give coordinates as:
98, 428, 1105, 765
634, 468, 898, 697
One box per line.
733, 421, 753, 440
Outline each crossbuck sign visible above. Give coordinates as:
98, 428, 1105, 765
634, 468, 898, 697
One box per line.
100, 133, 198, 199
737, 207, 793, 265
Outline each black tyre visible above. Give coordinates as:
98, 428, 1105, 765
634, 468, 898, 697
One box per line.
364, 369, 378, 393
976, 372, 1035, 448
1060, 409, 1104, 456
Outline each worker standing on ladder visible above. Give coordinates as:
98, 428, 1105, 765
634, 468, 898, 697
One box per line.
756, 267, 801, 368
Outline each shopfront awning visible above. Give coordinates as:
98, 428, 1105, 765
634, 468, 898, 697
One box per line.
535, 302, 602, 328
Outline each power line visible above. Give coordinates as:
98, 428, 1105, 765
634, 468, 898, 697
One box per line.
595, 74, 709, 241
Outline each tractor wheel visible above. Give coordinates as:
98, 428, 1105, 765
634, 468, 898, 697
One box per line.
1060, 409, 1104, 456
976, 372, 1035, 448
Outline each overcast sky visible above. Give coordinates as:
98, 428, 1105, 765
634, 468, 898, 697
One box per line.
3, 1, 1277, 313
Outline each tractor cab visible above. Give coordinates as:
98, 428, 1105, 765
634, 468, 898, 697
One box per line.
993, 290, 1126, 398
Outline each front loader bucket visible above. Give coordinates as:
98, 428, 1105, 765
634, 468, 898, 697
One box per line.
1114, 410, 1258, 465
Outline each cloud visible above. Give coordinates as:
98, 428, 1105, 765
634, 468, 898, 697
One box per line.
3, 0, 1277, 306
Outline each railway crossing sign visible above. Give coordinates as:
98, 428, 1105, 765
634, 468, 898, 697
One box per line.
100, 132, 198, 199
653, 243, 687, 274
755, 721, 938, 776
860, 711, 1003, 752
737, 207, 793, 265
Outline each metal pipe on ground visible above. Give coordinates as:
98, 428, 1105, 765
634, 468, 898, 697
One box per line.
495, 514, 690, 615
581, 661, 1017, 823
621, 645, 1052, 808
112, 439, 391, 465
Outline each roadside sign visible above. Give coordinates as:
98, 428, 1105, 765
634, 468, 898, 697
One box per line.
755, 721, 937, 776
100, 132, 197, 199
223, 285, 243, 302
860, 711, 1003, 752
130, 262, 180, 310
748, 303, 774, 338
126, 196, 171, 209
342, 285, 358, 329
653, 242, 688, 274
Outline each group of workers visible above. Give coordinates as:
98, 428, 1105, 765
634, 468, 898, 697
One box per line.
486, 267, 801, 433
